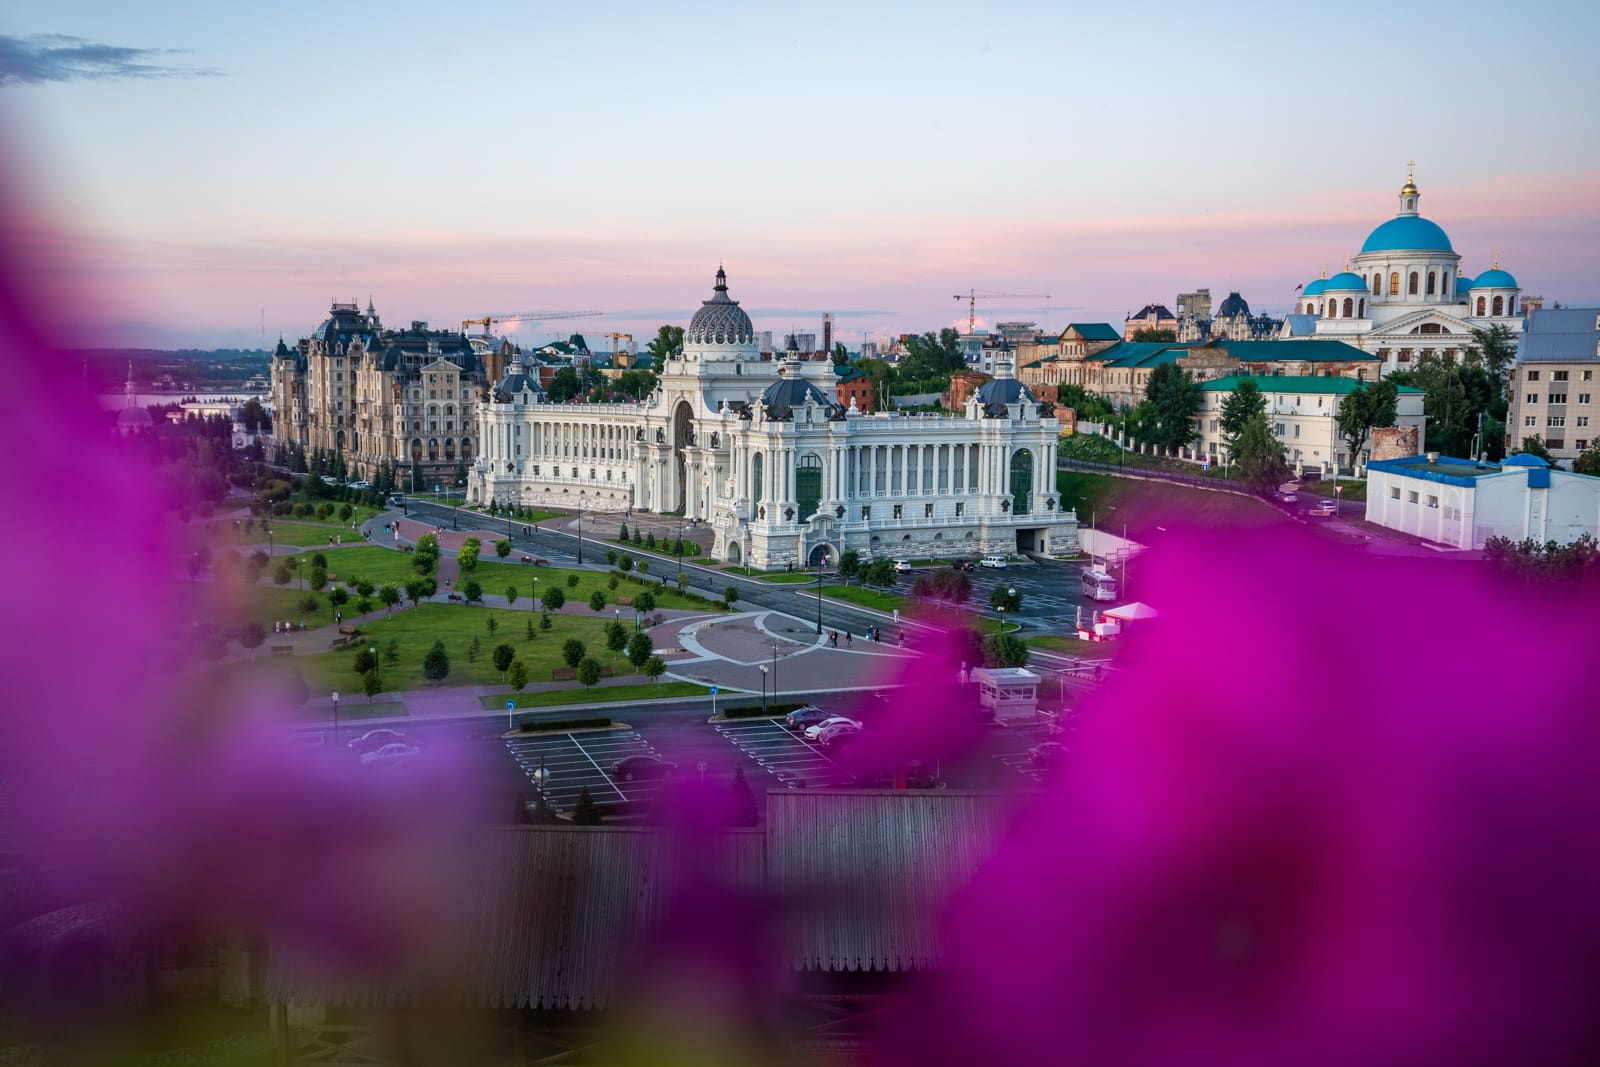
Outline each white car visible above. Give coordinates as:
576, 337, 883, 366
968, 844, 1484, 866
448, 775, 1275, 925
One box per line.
892, 559, 913, 573
359, 742, 421, 766
804, 715, 862, 741
979, 556, 1007, 569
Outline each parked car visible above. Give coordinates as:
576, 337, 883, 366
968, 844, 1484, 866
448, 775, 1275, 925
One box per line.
979, 556, 1007, 569
320, 475, 339, 486
816, 721, 863, 747
359, 742, 421, 766
1303, 499, 1337, 519
784, 705, 830, 730
804, 715, 863, 741
610, 754, 677, 782
347, 729, 412, 754
346, 480, 373, 491
951, 559, 976, 572
1276, 489, 1298, 506
1029, 741, 1067, 767
892, 559, 913, 573
387, 494, 406, 507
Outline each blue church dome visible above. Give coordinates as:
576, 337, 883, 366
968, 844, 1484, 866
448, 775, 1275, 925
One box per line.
1454, 274, 1473, 293
1360, 215, 1454, 253
1302, 278, 1329, 296
1324, 271, 1368, 291
1470, 268, 1518, 290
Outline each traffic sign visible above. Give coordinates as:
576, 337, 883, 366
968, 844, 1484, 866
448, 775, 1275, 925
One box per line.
506, 700, 515, 711
709, 685, 718, 696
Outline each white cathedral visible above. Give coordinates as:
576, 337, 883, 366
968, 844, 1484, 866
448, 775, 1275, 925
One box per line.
1284, 167, 1525, 370
470, 269, 1077, 568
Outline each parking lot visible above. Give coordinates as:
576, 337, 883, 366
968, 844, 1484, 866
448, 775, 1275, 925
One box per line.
989, 721, 1066, 785
714, 718, 854, 789
504, 730, 675, 813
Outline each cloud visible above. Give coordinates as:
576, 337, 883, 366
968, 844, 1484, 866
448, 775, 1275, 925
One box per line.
0, 34, 221, 86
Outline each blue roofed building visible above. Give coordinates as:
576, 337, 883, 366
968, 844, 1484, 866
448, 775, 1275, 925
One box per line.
1504, 307, 1600, 464
1282, 167, 1527, 374
1365, 452, 1600, 549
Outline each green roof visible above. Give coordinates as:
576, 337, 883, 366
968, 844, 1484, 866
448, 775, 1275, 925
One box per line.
1200, 375, 1424, 395
1065, 322, 1121, 342
1211, 339, 1378, 362
1093, 342, 1187, 368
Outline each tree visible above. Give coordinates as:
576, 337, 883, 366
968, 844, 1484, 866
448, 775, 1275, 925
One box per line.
362, 668, 382, 703
384, 639, 399, 665
989, 585, 1022, 614
562, 639, 586, 669
1143, 363, 1203, 454
1573, 439, 1600, 477
508, 658, 529, 691
606, 549, 618, 566
525, 615, 536, 640
379, 583, 400, 613
238, 621, 266, 660
627, 631, 653, 670
1388, 354, 1502, 459
462, 579, 483, 604
1131, 327, 1177, 342
982, 633, 1030, 668
1218, 379, 1266, 451
1233, 411, 1291, 494
838, 549, 861, 586
618, 522, 629, 543
566, 574, 580, 590
571, 785, 603, 825
457, 538, 480, 571
309, 566, 328, 592
492, 641, 517, 676
405, 579, 428, 607
547, 366, 584, 402
618, 553, 634, 573
353, 648, 377, 675
604, 619, 628, 658
576, 657, 603, 688
485, 612, 498, 634
297, 594, 319, 615
540, 612, 553, 630
644, 655, 666, 683
589, 590, 608, 612
354, 578, 375, 599
723, 585, 739, 609
356, 598, 372, 615
1335, 379, 1399, 472
1518, 435, 1557, 467
311, 552, 328, 569
932, 567, 972, 605
468, 635, 481, 662
831, 341, 849, 365
638, 560, 650, 576
271, 560, 292, 585
541, 586, 566, 612
495, 538, 512, 560
423, 639, 450, 684
862, 559, 897, 589
634, 590, 657, 614
646, 323, 685, 364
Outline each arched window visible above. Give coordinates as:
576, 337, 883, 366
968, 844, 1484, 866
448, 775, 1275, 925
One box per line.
1358, 298, 1366, 317
1389, 272, 1401, 296
751, 451, 764, 503
1507, 296, 1516, 316
1426, 271, 1436, 295
1372, 275, 1381, 295
1327, 301, 1336, 319
1408, 272, 1419, 295
1493, 296, 1504, 316
1009, 449, 1034, 515
1476, 297, 1487, 316
795, 453, 823, 520
1343, 298, 1354, 317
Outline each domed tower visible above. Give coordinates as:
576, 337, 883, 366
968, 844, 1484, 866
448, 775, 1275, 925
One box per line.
1298, 272, 1329, 316
1322, 269, 1371, 321
1351, 166, 1462, 313
1468, 258, 1521, 320
681, 267, 759, 363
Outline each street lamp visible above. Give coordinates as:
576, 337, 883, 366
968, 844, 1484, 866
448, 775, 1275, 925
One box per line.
759, 664, 768, 714
676, 515, 684, 584
576, 511, 584, 565
772, 641, 780, 698
999, 586, 1017, 634
371, 645, 378, 685
233, 519, 241, 545
331, 691, 339, 744
815, 558, 825, 636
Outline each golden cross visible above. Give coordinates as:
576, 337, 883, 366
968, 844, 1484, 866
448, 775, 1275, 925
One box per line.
1407, 159, 1415, 180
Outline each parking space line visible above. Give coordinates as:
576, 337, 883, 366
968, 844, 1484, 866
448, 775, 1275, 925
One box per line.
568, 737, 627, 804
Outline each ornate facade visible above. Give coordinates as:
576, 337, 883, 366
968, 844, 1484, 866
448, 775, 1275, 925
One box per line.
472, 270, 1078, 568
270, 302, 491, 482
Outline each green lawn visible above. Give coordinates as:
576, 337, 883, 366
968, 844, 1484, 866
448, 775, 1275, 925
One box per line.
820, 584, 907, 612
484, 681, 706, 710
277, 545, 422, 587
613, 536, 703, 558
1025, 633, 1124, 658
464, 561, 716, 613
1303, 478, 1367, 501
753, 572, 820, 584
174, 579, 343, 634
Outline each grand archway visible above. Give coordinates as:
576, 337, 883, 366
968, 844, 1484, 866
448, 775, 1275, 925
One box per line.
673, 401, 693, 515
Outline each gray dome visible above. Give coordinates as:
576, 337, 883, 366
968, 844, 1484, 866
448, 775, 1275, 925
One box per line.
973, 376, 1037, 417
686, 267, 754, 346
493, 362, 544, 401
760, 377, 837, 421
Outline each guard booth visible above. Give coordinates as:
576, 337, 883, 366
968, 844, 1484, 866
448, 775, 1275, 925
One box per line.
972, 667, 1040, 724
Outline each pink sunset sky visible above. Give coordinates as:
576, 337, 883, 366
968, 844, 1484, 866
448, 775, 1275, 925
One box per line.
3, 1, 1598, 349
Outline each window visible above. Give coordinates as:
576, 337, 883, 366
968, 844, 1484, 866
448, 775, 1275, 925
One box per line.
893, 504, 903, 519
1548, 416, 1565, 428
1409, 272, 1419, 295
861, 506, 871, 520
1492, 296, 1504, 316
1525, 416, 1537, 427
1527, 394, 1539, 405
1553, 371, 1569, 381
1275, 423, 1285, 437
1427, 495, 1439, 509
1527, 371, 1540, 381
1577, 440, 1589, 451
532, 465, 539, 476
1579, 417, 1590, 428
1372, 275, 1381, 295
1548, 440, 1565, 450
1342, 297, 1353, 316
1585, 371, 1594, 382
924, 502, 934, 518
1389, 272, 1400, 296
1426, 271, 1436, 295
1390, 486, 1401, 500
1294, 425, 1301, 438
1550, 394, 1568, 405
1476, 297, 1486, 316
1579, 395, 1592, 405
1209, 419, 1219, 432
1408, 491, 1419, 504
955, 502, 964, 517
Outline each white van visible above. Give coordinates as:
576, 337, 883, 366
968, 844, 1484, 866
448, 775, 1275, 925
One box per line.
979, 556, 1007, 569
1080, 567, 1118, 602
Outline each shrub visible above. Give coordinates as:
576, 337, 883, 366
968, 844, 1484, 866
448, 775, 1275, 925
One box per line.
646, 532, 656, 548
561, 639, 586, 669
541, 586, 565, 612
589, 590, 607, 612
619, 553, 634, 573
423, 639, 450, 683
576, 657, 603, 688
540, 611, 552, 630
635, 590, 657, 614
492, 642, 517, 675
566, 574, 580, 590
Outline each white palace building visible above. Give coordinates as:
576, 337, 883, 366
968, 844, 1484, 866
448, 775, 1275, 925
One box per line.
470, 269, 1077, 568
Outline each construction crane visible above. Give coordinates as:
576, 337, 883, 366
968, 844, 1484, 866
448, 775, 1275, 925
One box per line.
594, 331, 634, 354
952, 290, 1052, 334
460, 309, 603, 337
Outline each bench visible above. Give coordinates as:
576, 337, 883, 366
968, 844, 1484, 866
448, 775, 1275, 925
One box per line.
338, 625, 360, 636
447, 593, 464, 602
270, 645, 293, 657
617, 596, 633, 606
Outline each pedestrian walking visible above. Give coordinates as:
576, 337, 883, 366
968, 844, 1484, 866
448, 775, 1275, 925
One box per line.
959, 661, 968, 685
892, 608, 900, 625
846, 631, 853, 648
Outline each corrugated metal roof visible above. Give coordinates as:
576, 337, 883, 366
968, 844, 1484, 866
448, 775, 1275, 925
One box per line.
1518, 307, 1599, 363
766, 791, 1015, 974
1064, 322, 1120, 341
1200, 375, 1423, 395
1218, 339, 1376, 362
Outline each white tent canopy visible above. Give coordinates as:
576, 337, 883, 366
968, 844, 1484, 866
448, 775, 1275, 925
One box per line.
1104, 601, 1159, 622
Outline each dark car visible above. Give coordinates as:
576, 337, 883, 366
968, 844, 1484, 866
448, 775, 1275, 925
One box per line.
952, 559, 976, 572
610, 754, 677, 782
784, 705, 831, 730
347, 729, 412, 755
